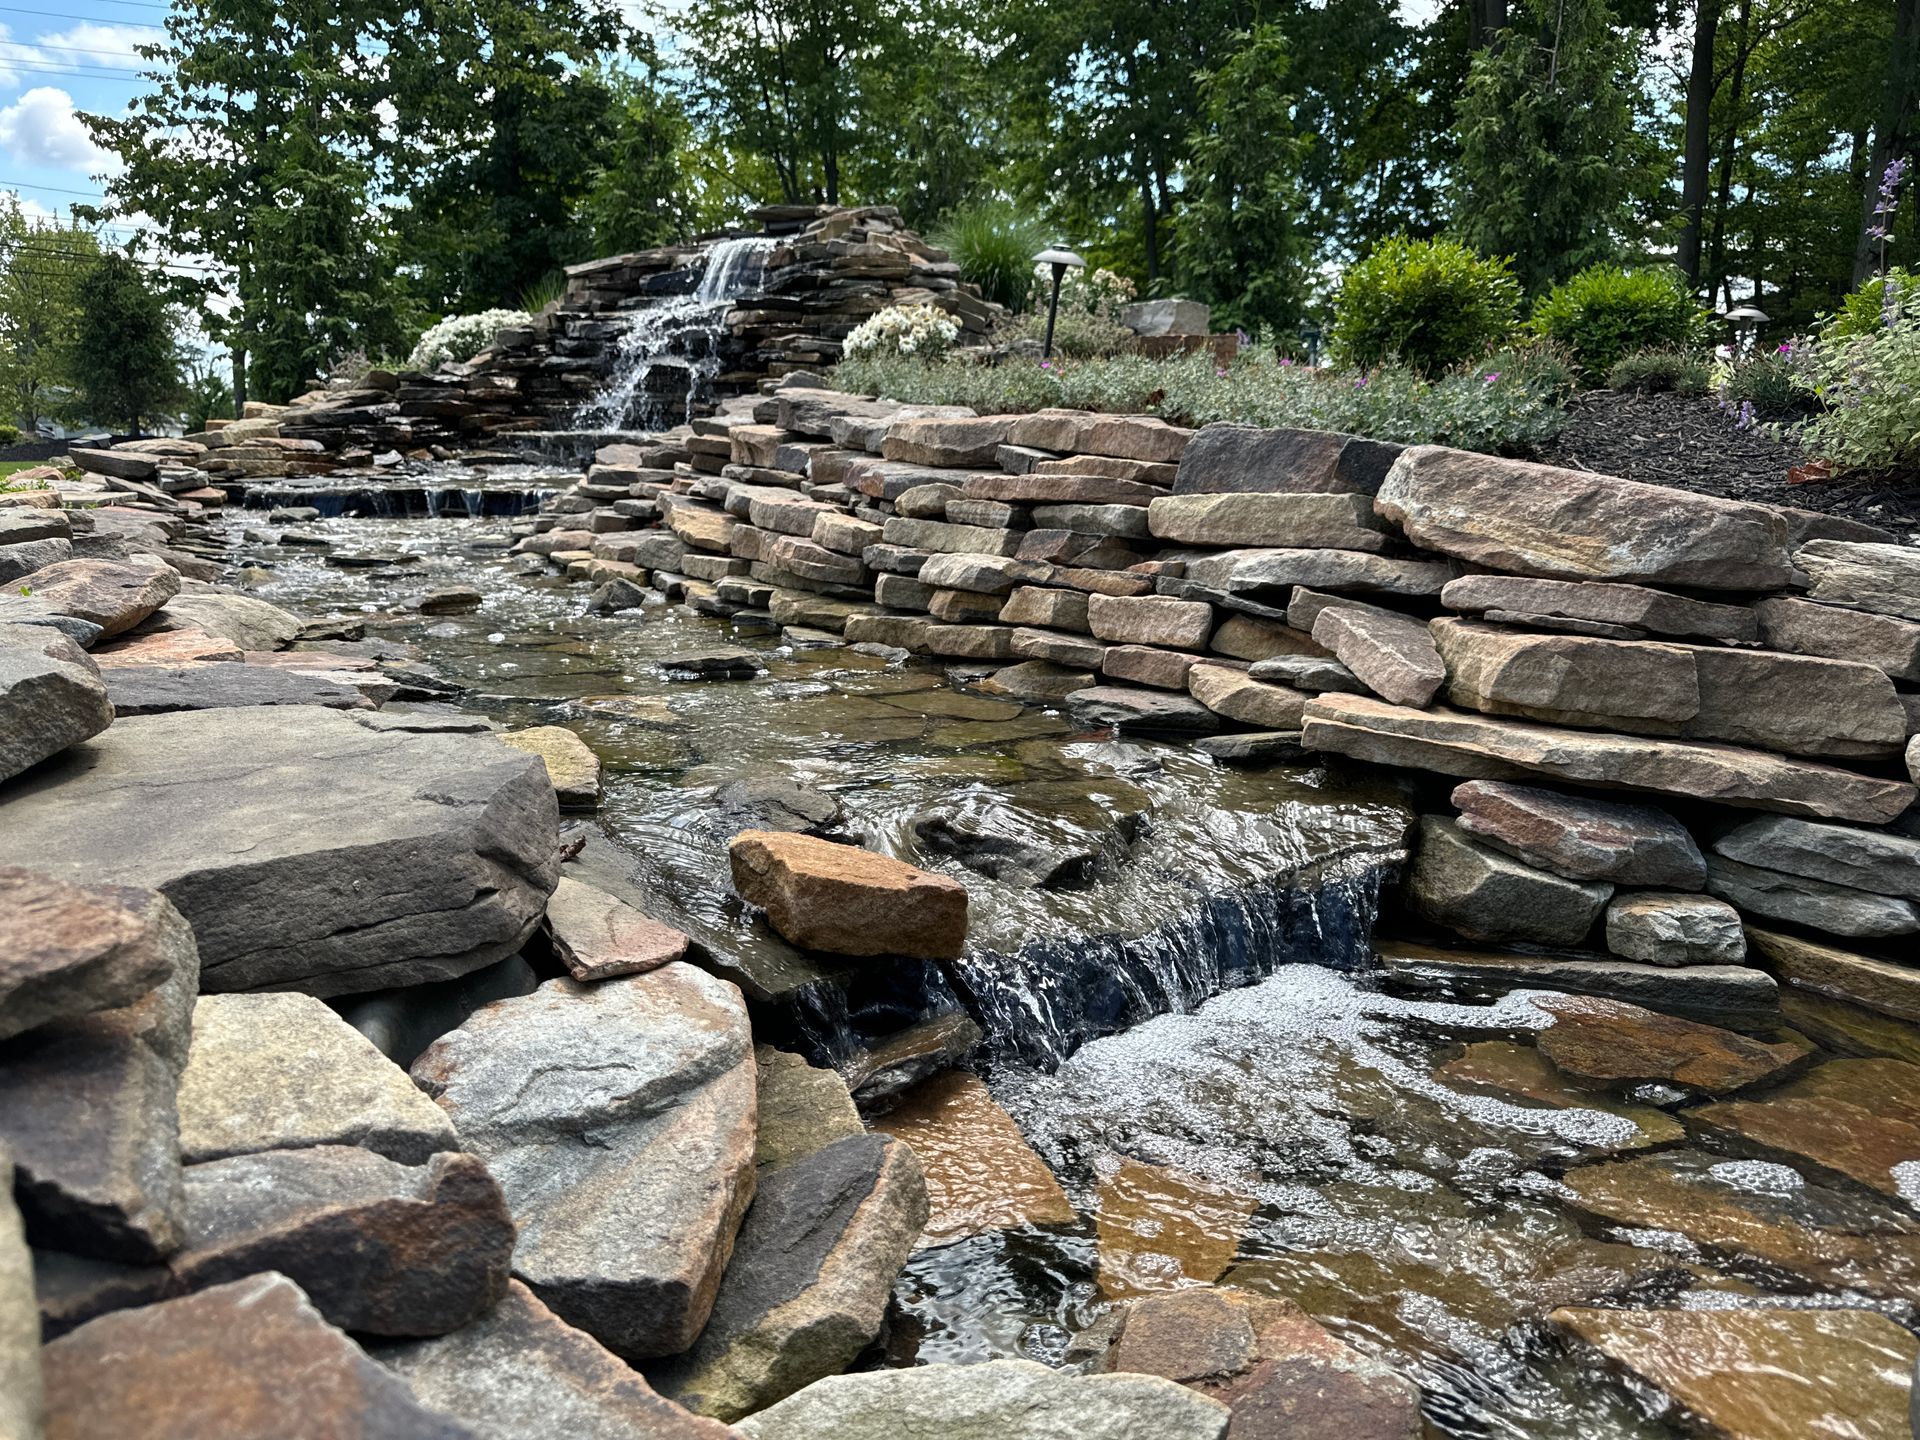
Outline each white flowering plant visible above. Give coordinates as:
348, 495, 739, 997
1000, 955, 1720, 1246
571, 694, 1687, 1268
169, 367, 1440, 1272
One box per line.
842, 304, 961, 362
406, 309, 532, 371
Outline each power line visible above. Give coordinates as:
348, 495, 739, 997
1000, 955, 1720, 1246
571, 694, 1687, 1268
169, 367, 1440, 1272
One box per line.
0, 57, 153, 78
0, 179, 108, 198
0, 5, 169, 28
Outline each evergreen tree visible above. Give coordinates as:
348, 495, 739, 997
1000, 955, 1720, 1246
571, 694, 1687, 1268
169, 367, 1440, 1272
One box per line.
64, 254, 182, 434
1449, 0, 1642, 292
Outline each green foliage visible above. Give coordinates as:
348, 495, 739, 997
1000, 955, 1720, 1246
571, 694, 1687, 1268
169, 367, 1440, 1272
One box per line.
1481, 339, 1580, 402
579, 68, 695, 257
1450, 0, 1639, 294
1821, 269, 1920, 339
1721, 344, 1811, 417
1005, 266, 1139, 358
0, 198, 102, 431
835, 348, 1567, 453
1180, 26, 1313, 338
1530, 266, 1702, 381
0, 424, 19, 444
1328, 235, 1520, 375
1798, 317, 1920, 470
1607, 347, 1713, 396
181, 360, 235, 434
64, 255, 183, 433
933, 202, 1050, 311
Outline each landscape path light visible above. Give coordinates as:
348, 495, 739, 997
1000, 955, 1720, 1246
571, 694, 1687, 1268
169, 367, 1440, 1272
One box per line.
1033, 244, 1085, 359
1723, 304, 1769, 358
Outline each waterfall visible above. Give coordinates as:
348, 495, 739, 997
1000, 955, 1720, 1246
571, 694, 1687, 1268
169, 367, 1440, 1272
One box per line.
575, 236, 778, 432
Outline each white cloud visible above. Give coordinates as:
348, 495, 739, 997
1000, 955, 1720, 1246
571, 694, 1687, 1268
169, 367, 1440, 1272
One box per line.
1, 189, 55, 224
0, 25, 16, 90
21, 22, 153, 72
0, 87, 119, 175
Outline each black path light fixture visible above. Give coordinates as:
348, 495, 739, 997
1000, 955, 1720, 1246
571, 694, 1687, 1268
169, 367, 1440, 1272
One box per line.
1033, 243, 1085, 359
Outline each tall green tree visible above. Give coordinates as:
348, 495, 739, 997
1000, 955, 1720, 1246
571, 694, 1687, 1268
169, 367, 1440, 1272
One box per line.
0, 199, 101, 432
581, 68, 696, 256
64, 254, 182, 434
1181, 26, 1313, 335
1449, 0, 1644, 292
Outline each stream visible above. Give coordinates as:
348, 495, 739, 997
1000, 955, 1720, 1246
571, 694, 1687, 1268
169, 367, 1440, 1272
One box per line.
224, 505, 1920, 1440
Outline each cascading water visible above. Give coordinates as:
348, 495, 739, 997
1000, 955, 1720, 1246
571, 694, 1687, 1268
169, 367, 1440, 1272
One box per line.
575, 235, 779, 431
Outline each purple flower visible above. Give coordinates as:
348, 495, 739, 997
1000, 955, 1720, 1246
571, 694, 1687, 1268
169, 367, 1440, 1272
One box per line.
1776, 341, 1794, 356
1482, 371, 1501, 384
1215, 367, 1228, 377
1353, 376, 1368, 388
1040, 360, 1052, 370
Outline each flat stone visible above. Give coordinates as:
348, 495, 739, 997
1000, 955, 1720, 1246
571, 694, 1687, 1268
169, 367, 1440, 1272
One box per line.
1713, 815, 1920, 903
708, 776, 849, 837
1097, 1157, 1256, 1299
1551, 1305, 1918, 1440
648, 1134, 927, 1420
998, 586, 1089, 630
0, 868, 188, 1043
145, 591, 302, 651
754, 1046, 863, 1173
0, 624, 113, 782
1193, 547, 1461, 597
0, 534, 70, 581
1755, 596, 1920, 680
1377, 938, 1780, 1029
661, 647, 763, 680
375, 1280, 733, 1440
1406, 817, 1612, 946
1704, 854, 1919, 939
499, 725, 602, 809
1087, 593, 1213, 649
1431, 618, 1699, 729
1746, 925, 1920, 1024
1066, 685, 1223, 735
1443, 574, 1760, 641
1186, 665, 1306, 730
1451, 781, 1706, 888
1172, 424, 1399, 496
1301, 696, 1918, 825
1102, 644, 1206, 689
543, 875, 689, 980
729, 830, 967, 961
1192, 731, 1311, 764
71, 447, 159, 481
1377, 447, 1795, 590
93, 626, 244, 666
41, 1273, 476, 1440
177, 992, 459, 1164
0, 708, 561, 997
0, 506, 69, 544
881, 516, 1023, 557
735, 1358, 1229, 1440
1146, 492, 1390, 550
1031, 503, 1153, 538
1434, 1042, 1686, 1154
894, 483, 957, 518
1533, 994, 1807, 1093
1249, 653, 1367, 693
932, 588, 1016, 625
412, 966, 758, 1358
868, 1070, 1076, 1244
1100, 1287, 1423, 1440
171, 1146, 513, 1335
981, 660, 1097, 702
417, 586, 482, 614
1686, 1060, 1920, 1203
1312, 607, 1443, 706
1797, 539, 1920, 620
963, 472, 1160, 506
102, 660, 371, 714
1605, 892, 1745, 966
1209, 613, 1325, 662
0, 1149, 42, 1440
1560, 1149, 1920, 1302
881, 415, 1012, 467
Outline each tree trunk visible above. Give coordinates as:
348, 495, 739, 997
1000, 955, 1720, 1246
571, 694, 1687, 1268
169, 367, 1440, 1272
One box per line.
1466, 0, 1510, 50
1705, 0, 1752, 307
1677, 0, 1721, 284
1853, 0, 1920, 284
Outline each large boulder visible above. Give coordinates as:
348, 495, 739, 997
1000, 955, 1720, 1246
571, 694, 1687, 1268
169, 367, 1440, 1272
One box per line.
1404, 817, 1612, 947
0, 707, 561, 997
39, 1273, 476, 1440
0, 623, 113, 783
375, 1281, 733, 1440
1301, 695, 1917, 825
734, 1359, 1229, 1440
729, 830, 968, 961
1375, 448, 1796, 590
412, 965, 758, 1360
0, 869, 191, 1042
1451, 781, 1705, 888
15, 558, 180, 637
649, 1133, 928, 1420
0, 1148, 42, 1440
176, 993, 460, 1164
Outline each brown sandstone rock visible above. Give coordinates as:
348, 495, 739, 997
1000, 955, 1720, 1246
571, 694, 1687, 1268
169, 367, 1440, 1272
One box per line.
0, 869, 188, 1042
543, 875, 690, 980
1686, 1087, 1920, 1205
1796, 539, 1920, 621
1145, 492, 1391, 550
1311, 607, 1444, 706
1532, 995, 1809, 1094
1441, 574, 1761, 641
881, 416, 1013, 467
729, 830, 968, 960
498, 726, 602, 810
1754, 595, 1920, 680
1086, 593, 1213, 650
1096, 1158, 1256, 1299
1451, 781, 1705, 887
1746, 925, 1920, 1024
1186, 665, 1307, 730
1405, 817, 1612, 947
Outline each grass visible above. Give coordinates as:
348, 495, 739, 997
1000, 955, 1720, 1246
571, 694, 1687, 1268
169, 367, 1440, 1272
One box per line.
0, 460, 54, 489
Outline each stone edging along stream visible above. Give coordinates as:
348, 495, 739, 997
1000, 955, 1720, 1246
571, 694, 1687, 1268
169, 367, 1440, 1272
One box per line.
2, 390, 1920, 1436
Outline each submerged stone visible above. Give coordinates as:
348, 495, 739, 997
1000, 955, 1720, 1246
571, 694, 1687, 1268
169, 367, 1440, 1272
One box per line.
1096, 1157, 1257, 1299
1532, 995, 1810, 1095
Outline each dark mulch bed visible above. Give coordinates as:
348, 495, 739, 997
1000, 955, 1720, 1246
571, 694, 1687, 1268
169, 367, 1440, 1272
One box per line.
1536, 390, 1920, 542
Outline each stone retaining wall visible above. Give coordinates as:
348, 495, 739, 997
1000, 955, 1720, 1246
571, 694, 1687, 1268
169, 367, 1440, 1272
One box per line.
523, 388, 1920, 1040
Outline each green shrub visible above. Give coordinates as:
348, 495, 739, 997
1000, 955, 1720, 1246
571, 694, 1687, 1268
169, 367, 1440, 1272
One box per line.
1480, 339, 1579, 403
1529, 265, 1701, 381
1328, 236, 1521, 377
834, 349, 1567, 454
1795, 320, 1920, 469
1720, 343, 1810, 418
1002, 265, 1140, 358
0, 423, 19, 444
933, 201, 1052, 312
1820, 268, 1920, 340
1606, 347, 1712, 396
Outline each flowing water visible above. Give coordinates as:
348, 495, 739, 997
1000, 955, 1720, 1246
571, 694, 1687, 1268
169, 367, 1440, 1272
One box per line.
575, 236, 778, 431
227, 509, 1920, 1440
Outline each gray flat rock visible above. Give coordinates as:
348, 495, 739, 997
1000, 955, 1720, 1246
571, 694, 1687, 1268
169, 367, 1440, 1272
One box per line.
0, 623, 113, 783
103, 661, 372, 714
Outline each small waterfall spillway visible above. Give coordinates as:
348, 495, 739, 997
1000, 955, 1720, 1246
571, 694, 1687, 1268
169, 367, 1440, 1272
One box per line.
575, 235, 779, 431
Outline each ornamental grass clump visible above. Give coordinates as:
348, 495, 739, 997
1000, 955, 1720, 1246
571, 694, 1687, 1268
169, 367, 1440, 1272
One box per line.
932, 201, 1050, 311
407, 309, 531, 370
1328, 236, 1521, 377
1529, 265, 1702, 382
842, 304, 961, 362
1607, 347, 1712, 396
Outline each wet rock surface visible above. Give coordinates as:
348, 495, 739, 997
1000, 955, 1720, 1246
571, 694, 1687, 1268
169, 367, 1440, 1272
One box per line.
1531, 995, 1809, 1094
730, 829, 968, 960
